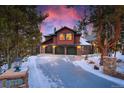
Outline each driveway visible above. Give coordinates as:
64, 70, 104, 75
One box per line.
28, 55, 119, 88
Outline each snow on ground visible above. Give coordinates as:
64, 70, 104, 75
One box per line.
28, 56, 58, 88
71, 54, 124, 86
19, 54, 124, 87
115, 51, 124, 61
0, 64, 8, 74
10, 60, 28, 72
20, 62, 28, 72
0, 53, 124, 88
30, 55, 120, 88
113, 52, 124, 74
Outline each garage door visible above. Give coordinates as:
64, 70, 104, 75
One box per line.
45, 46, 52, 53
55, 46, 64, 54
67, 46, 77, 55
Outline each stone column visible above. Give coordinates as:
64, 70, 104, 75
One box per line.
41, 46, 46, 54
77, 46, 81, 55
64, 47, 67, 55
52, 46, 56, 54
43, 48, 45, 54
103, 56, 117, 75
40, 46, 42, 54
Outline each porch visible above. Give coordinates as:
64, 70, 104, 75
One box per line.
40, 44, 91, 55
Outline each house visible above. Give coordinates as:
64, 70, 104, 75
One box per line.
40, 26, 92, 55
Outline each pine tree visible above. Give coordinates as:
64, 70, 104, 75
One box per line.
88, 6, 124, 64
0, 6, 48, 68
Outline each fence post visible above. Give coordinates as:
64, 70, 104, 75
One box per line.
10, 80, 14, 87
2, 79, 6, 88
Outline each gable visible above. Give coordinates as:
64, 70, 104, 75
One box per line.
42, 26, 82, 45
55, 26, 76, 34
57, 28, 74, 35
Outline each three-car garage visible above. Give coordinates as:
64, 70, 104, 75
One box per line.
44, 45, 77, 55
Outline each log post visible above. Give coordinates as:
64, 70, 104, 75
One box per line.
2, 79, 6, 88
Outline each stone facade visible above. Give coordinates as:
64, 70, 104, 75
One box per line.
77, 47, 82, 55
103, 56, 124, 80
103, 56, 117, 75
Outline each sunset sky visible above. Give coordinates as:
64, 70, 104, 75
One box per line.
37, 5, 91, 35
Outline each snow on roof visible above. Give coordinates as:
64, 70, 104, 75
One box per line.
42, 36, 46, 42
80, 37, 91, 45
85, 34, 96, 41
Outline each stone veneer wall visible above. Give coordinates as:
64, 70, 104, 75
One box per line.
103, 56, 124, 80
103, 56, 117, 75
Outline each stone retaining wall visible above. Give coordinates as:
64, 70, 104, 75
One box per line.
103, 56, 116, 75
103, 56, 124, 80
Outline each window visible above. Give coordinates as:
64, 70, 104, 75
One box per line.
66, 33, 72, 40
59, 34, 65, 40
59, 33, 72, 40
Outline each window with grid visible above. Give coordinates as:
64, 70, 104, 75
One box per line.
59, 33, 65, 40
66, 33, 72, 40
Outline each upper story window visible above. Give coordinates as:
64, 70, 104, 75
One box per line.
59, 33, 65, 40
59, 33, 72, 40
66, 33, 72, 40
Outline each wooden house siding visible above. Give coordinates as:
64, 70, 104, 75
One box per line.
56, 28, 75, 45
74, 35, 81, 44
41, 26, 91, 55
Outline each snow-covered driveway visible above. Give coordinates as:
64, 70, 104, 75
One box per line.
28, 55, 120, 88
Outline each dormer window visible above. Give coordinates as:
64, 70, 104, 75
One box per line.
59, 33, 65, 40
66, 33, 72, 40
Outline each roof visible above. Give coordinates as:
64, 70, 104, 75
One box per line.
44, 26, 82, 37
80, 38, 91, 45
56, 26, 82, 35
44, 33, 55, 37
55, 26, 76, 33
42, 37, 53, 44
85, 33, 96, 42
42, 26, 82, 44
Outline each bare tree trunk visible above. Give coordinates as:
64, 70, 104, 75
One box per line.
100, 47, 108, 65
122, 45, 124, 55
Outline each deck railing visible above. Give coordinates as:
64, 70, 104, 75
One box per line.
0, 70, 28, 88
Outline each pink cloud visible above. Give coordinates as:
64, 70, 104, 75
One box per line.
40, 25, 45, 33
45, 6, 81, 26
45, 6, 80, 22
46, 6, 80, 20
40, 6, 82, 34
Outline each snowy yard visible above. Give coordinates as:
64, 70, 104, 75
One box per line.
114, 52, 124, 73
0, 52, 124, 88
27, 54, 124, 88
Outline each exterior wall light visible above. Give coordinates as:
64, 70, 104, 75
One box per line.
77, 45, 81, 49
42, 45, 46, 48
53, 45, 56, 48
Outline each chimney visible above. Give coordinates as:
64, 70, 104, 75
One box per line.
54, 27, 56, 33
